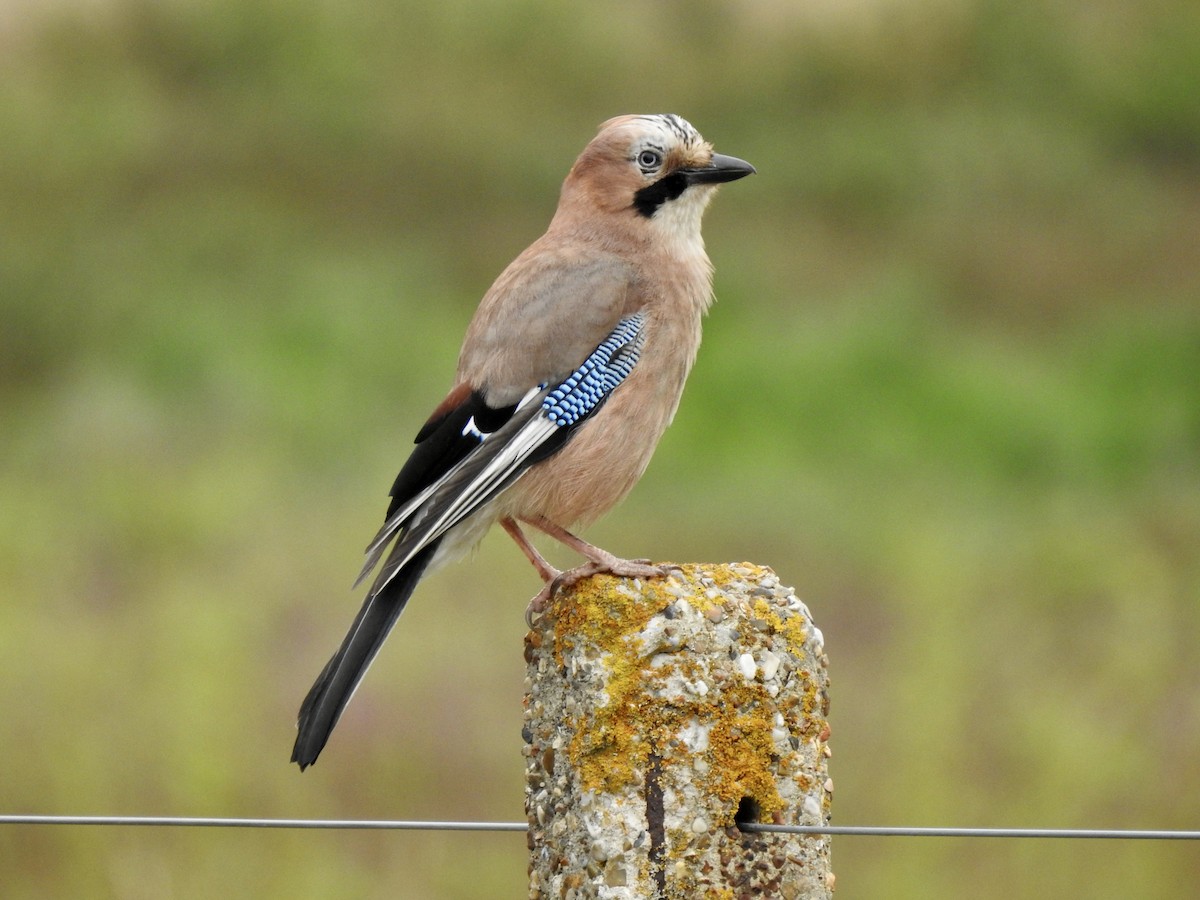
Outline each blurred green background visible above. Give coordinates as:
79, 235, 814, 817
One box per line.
1, 0, 1198, 896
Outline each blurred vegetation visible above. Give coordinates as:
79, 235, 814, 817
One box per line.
1, 0, 1198, 896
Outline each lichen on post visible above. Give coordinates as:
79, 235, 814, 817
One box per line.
523, 562, 834, 899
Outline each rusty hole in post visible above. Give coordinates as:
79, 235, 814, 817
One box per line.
734, 796, 759, 827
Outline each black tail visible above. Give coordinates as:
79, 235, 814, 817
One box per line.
292, 542, 439, 769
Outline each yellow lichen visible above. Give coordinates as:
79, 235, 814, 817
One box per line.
701, 678, 785, 822
552, 572, 663, 666
551, 571, 665, 793
554, 564, 790, 820
749, 596, 809, 657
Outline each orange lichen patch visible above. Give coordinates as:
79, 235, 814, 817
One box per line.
551, 571, 665, 668
750, 595, 809, 655
568, 658, 653, 793
553, 571, 668, 794
701, 685, 786, 823
554, 564, 788, 818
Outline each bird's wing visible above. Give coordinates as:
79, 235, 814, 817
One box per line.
457, 249, 639, 407
357, 311, 648, 594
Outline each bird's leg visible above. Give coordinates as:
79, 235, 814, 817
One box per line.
520, 515, 677, 604
501, 517, 561, 582
501, 517, 565, 625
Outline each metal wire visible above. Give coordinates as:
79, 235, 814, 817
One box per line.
0, 815, 524, 831
2, 815, 1199, 840
739, 823, 1200, 840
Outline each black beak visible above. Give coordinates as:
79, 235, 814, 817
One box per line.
682, 153, 757, 186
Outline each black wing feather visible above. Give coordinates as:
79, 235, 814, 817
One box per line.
292, 541, 440, 770
387, 390, 518, 520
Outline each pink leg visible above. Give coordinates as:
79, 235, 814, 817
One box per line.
500, 517, 566, 626
501, 517, 561, 582
520, 516, 678, 611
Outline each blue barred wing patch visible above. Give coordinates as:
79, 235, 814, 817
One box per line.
361, 313, 648, 593
543, 312, 646, 427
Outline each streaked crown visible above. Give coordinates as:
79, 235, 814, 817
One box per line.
558, 114, 754, 225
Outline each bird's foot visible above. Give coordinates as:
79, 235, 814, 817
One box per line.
525, 581, 557, 627
524, 554, 680, 627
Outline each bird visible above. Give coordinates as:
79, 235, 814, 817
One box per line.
292, 113, 754, 769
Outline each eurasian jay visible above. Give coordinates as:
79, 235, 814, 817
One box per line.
292, 114, 754, 769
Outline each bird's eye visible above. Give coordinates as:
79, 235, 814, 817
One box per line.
637, 150, 662, 171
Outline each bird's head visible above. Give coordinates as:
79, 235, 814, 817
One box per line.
555, 114, 755, 247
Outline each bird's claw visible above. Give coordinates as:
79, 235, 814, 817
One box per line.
525, 582, 556, 628
524, 558, 679, 628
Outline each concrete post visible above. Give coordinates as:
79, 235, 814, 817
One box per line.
524, 562, 833, 899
